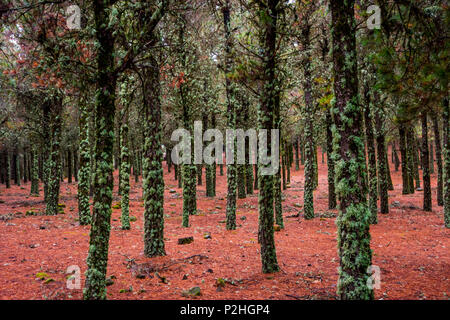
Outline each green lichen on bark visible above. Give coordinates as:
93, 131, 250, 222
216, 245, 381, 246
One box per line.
30, 146, 39, 196
45, 96, 63, 216
78, 98, 91, 225
142, 45, 166, 257
223, 0, 237, 231
363, 89, 377, 224
421, 112, 432, 212
83, 0, 117, 300
374, 99, 389, 214
256, 0, 280, 274
119, 102, 130, 231
326, 111, 337, 210
443, 97, 450, 228
330, 0, 373, 300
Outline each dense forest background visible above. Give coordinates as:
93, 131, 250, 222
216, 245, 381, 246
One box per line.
0, 0, 448, 300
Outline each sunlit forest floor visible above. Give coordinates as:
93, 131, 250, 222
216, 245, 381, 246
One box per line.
0, 154, 448, 300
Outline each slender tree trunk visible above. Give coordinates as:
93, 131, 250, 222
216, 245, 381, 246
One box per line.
30, 146, 39, 196
119, 100, 130, 230
393, 141, 400, 171
326, 110, 336, 210
223, 1, 237, 230
78, 96, 91, 226
301, 23, 315, 220
374, 103, 388, 214
5, 150, 11, 188
178, 14, 197, 228
399, 125, 410, 194
45, 96, 63, 216
67, 149, 72, 184
442, 97, 449, 227
330, 0, 373, 300
432, 115, 444, 206
406, 128, 416, 194
363, 88, 377, 223
421, 112, 432, 211
294, 137, 300, 170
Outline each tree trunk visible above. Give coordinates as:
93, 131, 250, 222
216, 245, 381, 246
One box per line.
432, 115, 444, 206
421, 112, 432, 212
326, 110, 336, 210
363, 87, 377, 223
119, 98, 130, 230
256, 0, 279, 274
442, 97, 449, 227
399, 125, 410, 194
84, 0, 117, 300
223, 1, 237, 230
374, 103, 389, 214
78, 96, 91, 225
330, 0, 373, 300
142, 38, 165, 257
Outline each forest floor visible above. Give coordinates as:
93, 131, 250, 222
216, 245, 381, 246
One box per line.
0, 155, 449, 300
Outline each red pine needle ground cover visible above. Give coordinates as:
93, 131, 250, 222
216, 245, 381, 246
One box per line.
0, 153, 448, 300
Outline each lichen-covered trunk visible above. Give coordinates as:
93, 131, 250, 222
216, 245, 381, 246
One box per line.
421, 112, 432, 212
330, 0, 373, 300
295, 138, 300, 171
45, 96, 63, 216
257, 0, 279, 274
301, 25, 315, 220
142, 48, 165, 257
83, 0, 117, 300
326, 111, 336, 210
374, 104, 388, 214
119, 103, 130, 230
393, 141, 400, 171
223, 1, 237, 231
206, 114, 217, 197
432, 114, 444, 206
443, 97, 450, 228
274, 92, 283, 228
363, 89, 377, 223
399, 125, 410, 194
178, 18, 197, 228
67, 150, 72, 184
406, 128, 416, 194
78, 98, 91, 225
5, 150, 10, 188
30, 146, 39, 196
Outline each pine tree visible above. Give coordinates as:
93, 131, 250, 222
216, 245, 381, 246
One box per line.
256, 0, 280, 274
421, 112, 432, 212
330, 0, 373, 300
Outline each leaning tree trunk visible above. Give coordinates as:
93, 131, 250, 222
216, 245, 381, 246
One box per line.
432, 114, 444, 206
84, 0, 117, 300
421, 111, 432, 212
330, 0, 373, 300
